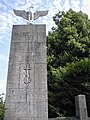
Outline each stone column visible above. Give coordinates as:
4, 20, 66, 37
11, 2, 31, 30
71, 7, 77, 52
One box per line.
4, 24, 48, 120
75, 94, 88, 120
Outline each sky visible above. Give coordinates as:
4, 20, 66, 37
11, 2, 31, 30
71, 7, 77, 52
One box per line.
0, 0, 90, 100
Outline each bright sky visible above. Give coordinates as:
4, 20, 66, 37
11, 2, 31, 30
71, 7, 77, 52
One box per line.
0, 0, 90, 99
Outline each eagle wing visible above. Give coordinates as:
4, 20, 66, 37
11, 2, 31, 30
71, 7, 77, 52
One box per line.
13, 9, 28, 20
34, 10, 48, 20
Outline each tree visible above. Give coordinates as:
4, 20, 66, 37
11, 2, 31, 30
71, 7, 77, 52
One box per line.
47, 9, 90, 118
0, 96, 4, 120
47, 9, 90, 68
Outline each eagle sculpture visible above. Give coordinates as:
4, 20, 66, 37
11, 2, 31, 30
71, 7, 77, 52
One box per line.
13, 9, 48, 21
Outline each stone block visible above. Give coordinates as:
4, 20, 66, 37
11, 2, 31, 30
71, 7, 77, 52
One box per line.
4, 24, 48, 120
75, 95, 88, 120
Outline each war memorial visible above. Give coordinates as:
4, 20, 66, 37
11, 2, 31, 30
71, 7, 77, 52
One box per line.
4, 7, 90, 120
4, 8, 48, 120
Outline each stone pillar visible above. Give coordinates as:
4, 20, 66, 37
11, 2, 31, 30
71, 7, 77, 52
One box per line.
75, 94, 88, 120
4, 24, 48, 120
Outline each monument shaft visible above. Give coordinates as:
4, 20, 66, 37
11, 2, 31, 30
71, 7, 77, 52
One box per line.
4, 24, 48, 120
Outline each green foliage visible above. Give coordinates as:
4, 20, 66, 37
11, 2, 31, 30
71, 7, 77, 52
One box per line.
47, 9, 90, 118
55, 59, 90, 116
48, 59, 90, 117
0, 98, 4, 120
47, 9, 90, 68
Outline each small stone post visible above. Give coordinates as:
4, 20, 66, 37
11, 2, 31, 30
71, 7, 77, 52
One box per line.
75, 94, 88, 120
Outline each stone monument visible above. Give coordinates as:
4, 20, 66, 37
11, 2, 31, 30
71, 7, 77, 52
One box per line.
75, 95, 88, 120
4, 8, 48, 120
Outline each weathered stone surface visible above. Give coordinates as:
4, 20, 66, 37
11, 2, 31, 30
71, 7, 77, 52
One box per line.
75, 95, 88, 120
4, 24, 48, 120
